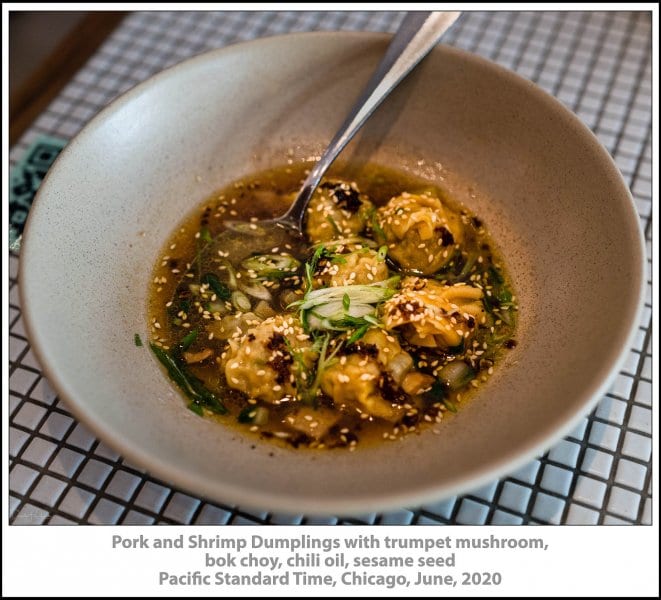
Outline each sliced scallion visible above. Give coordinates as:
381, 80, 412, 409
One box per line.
238, 281, 272, 302
201, 272, 231, 300
200, 227, 213, 243
179, 329, 198, 351
231, 290, 251, 312
240, 254, 301, 279
438, 361, 476, 391
150, 343, 227, 414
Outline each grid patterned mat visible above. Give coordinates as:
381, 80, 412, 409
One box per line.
9, 10, 652, 525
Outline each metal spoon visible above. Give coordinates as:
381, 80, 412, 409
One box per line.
280, 10, 460, 232
215, 11, 460, 255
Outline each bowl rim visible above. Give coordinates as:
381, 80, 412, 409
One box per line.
19, 31, 647, 515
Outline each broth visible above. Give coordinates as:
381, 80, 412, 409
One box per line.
148, 163, 517, 450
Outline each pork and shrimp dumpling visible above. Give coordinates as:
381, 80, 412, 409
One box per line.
315, 248, 389, 287
224, 316, 316, 404
149, 163, 517, 450
305, 180, 374, 243
320, 329, 433, 421
381, 276, 486, 349
376, 192, 464, 275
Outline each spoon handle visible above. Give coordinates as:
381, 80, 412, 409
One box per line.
281, 11, 461, 231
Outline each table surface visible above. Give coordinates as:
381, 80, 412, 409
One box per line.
8, 10, 652, 526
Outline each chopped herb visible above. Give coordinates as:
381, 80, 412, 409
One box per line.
241, 254, 301, 279
305, 244, 330, 291
496, 287, 512, 304
326, 215, 342, 235
368, 207, 386, 242
489, 265, 504, 284
188, 402, 204, 416
134, 333, 143, 347
231, 290, 251, 312
200, 227, 213, 243
438, 361, 476, 390
293, 278, 398, 332
302, 334, 342, 406
422, 380, 447, 404
443, 398, 458, 413
150, 343, 227, 415
238, 406, 257, 423
201, 272, 231, 300
347, 324, 369, 344
179, 329, 198, 351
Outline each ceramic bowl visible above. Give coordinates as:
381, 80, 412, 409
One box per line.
20, 32, 645, 515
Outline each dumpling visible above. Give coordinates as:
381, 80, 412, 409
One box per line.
376, 192, 463, 275
320, 328, 431, 419
224, 315, 315, 404
305, 180, 374, 243
321, 353, 397, 419
381, 276, 485, 348
315, 248, 389, 287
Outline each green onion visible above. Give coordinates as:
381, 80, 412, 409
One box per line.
297, 333, 342, 406
238, 405, 269, 425
422, 380, 447, 404
134, 333, 143, 347
326, 215, 342, 235
499, 307, 514, 326
369, 208, 386, 242
297, 277, 399, 312
377, 245, 388, 261
238, 281, 272, 302
347, 324, 369, 344
179, 329, 198, 351
201, 272, 231, 300
489, 265, 504, 284
207, 301, 228, 314
200, 227, 213, 243
294, 277, 398, 332
342, 293, 351, 311
188, 402, 204, 416
305, 244, 330, 290
241, 254, 301, 279
150, 343, 227, 415
443, 398, 458, 413
496, 288, 512, 304
238, 406, 257, 423
231, 290, 251, 312
438, 361, 476, 391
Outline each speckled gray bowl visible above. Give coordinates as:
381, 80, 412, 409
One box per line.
20, 32, 645, 515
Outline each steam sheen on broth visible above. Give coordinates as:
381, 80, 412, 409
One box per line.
148, 163, 517, 450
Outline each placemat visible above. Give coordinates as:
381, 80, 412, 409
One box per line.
9, 10, 652, 525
